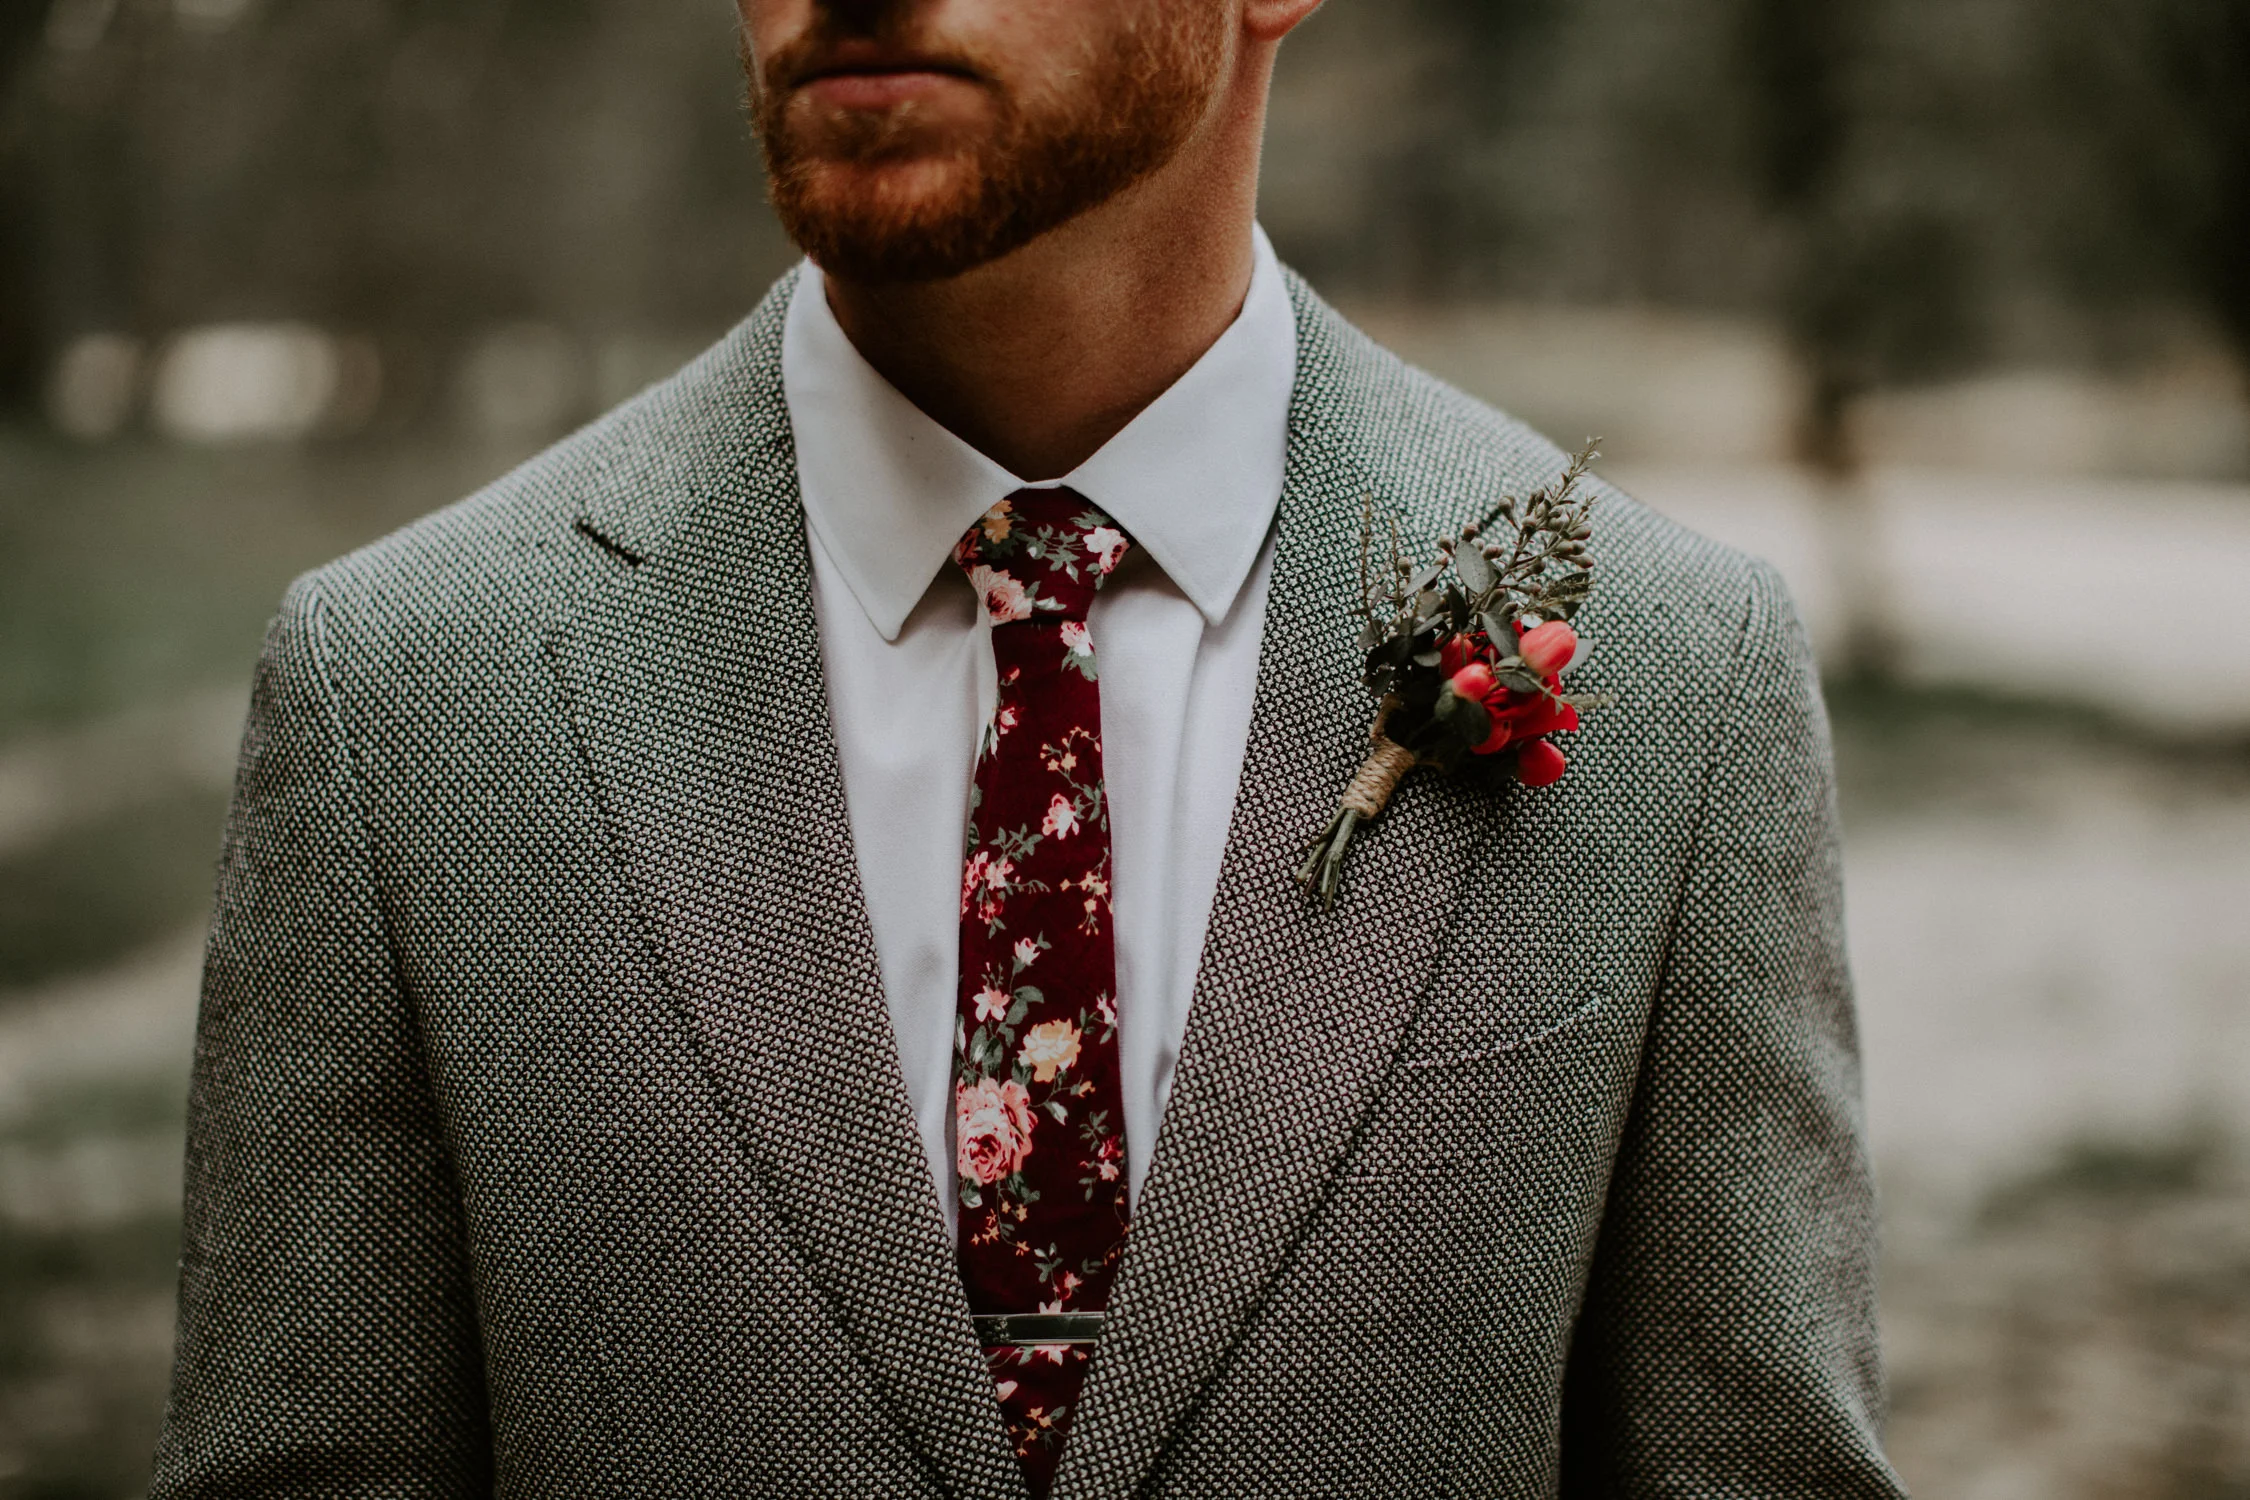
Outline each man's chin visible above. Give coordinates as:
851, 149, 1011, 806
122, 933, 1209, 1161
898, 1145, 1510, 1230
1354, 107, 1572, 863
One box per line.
773, 156, 1027, 285
760, 33, 1219, 287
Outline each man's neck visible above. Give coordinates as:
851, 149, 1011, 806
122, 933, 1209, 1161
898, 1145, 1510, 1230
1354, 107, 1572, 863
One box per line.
822, 92, 1267, 482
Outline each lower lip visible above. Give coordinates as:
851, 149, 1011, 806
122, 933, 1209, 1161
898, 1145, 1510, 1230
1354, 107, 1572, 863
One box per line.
803, 70, 969, 110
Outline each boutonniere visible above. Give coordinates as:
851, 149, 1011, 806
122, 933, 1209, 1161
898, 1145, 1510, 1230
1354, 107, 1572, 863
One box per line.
1297, 441, 1614, 910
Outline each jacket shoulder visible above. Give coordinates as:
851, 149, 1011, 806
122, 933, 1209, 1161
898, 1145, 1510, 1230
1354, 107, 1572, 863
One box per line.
290, 273, 800, 659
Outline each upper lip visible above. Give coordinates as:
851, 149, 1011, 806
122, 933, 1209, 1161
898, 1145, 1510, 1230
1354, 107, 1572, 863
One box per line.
797, 39, 978, 83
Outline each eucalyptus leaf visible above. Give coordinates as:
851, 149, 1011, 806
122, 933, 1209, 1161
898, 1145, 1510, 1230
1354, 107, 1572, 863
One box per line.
1453, 545, 1494, 594
1480, 610, 1516, 646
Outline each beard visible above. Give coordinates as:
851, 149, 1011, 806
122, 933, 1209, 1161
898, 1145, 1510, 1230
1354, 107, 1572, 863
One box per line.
749, 9, 1228, 284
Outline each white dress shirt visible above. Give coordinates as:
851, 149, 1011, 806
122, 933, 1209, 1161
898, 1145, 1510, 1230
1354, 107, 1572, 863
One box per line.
782, 228, 1297, 1225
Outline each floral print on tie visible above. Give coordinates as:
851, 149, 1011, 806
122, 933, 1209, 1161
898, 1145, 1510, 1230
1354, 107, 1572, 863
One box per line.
951, 487, 1133, 1496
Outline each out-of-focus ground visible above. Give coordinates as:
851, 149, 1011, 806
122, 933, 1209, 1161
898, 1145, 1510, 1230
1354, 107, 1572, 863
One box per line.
1838, 709, 2250, 1500
5, 317, 2249, 1496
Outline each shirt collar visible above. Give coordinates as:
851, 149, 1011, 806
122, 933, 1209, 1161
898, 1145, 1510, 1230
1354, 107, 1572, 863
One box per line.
783, 226, 1297, 641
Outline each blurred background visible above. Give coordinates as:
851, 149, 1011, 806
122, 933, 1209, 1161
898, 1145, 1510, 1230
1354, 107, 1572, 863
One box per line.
2, 0, 2247, 1494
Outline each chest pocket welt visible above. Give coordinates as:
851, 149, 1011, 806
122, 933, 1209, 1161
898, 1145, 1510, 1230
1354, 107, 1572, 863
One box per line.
1398, 988, 1606, 1069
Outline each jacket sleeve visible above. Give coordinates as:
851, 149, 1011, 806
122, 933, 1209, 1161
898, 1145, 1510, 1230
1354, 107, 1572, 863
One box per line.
152, 577, 493, 1498
1559, 563, 1906, 1498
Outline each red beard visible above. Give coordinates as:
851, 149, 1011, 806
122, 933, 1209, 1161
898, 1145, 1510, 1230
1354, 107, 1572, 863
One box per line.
747, 8, 1225, 284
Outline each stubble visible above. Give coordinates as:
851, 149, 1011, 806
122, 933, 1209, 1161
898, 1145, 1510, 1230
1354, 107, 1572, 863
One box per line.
749, 9, 1228, 284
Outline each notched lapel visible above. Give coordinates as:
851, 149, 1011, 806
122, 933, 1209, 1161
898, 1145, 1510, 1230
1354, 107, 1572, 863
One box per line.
1055, 293, 1502, 1500
543, 302, 1025, 1500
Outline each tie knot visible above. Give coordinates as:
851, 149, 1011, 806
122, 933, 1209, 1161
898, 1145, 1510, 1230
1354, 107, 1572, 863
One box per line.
952, 487, 1133, 626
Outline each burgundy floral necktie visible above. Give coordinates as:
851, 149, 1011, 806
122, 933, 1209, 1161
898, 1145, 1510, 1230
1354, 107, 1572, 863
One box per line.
951, 487, 1134, 1495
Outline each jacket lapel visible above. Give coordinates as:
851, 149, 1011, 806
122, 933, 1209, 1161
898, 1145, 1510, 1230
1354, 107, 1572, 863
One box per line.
1053, 281, 1503, 1499
545, 284, 1026, 1500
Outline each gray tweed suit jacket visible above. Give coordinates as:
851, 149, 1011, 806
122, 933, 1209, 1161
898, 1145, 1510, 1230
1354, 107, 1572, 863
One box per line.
154, 269, 1906, 1499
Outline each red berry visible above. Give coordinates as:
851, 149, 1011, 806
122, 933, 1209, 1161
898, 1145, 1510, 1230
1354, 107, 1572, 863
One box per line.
1516, 740, 1568, 786
1472, 714, 1514, 755
1439, 633, 1480, 677
1449, 662, 1497, 702
1519, 621, 1578, 676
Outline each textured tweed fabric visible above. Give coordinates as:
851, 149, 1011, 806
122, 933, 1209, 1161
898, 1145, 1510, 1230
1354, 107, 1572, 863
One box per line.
153, 267, 1905, 1500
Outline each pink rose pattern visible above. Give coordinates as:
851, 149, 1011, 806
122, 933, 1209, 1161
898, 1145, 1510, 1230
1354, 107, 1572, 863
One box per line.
956, 1076, 1035, 1185
950, 488, 1132, 1494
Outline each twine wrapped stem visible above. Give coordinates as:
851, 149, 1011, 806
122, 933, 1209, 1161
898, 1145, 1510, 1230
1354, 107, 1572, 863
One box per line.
1297, 697, 1423, 911
1339, 734, 1417, 819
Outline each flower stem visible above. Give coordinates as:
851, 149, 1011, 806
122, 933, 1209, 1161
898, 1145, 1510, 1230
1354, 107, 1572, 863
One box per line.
1295, 807, 1363, 912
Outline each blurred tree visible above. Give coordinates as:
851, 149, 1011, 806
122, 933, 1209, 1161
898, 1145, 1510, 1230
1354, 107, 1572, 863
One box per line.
0, 0, 53, 410
1735, 0, 1996, 671
1267, 0, 1565, 299
1740, 0, 1853, 468
1388, 0, 1564, 295
2053, 0, 2250, 402
1738, 0, 1900, 677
